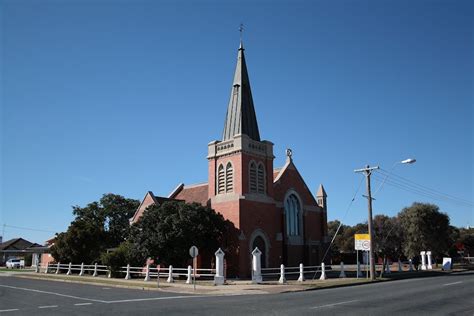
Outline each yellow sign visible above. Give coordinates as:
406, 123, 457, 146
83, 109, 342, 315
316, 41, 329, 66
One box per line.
355, 234, 370, 240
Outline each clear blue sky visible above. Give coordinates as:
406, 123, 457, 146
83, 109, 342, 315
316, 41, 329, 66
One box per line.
1, 0, 472, 244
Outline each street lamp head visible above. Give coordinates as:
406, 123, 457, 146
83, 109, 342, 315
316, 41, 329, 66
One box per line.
401, 158, 416, 164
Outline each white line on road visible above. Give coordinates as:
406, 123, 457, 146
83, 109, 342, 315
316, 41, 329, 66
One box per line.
74, 303, 93, 306
311, 300, 360, 309
0, 284, 106, 303
38, 305, 58, 309
0, 309, 20, 313
443, 281, 462, 286
106, 295, 209, 304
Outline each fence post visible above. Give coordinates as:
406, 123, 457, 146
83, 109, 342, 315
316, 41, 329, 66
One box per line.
125, 264, 131, 280
251, 247, 262, 284
385, 260, 391, 274
339, 262, 346, 278
56, 262, 60, 274
144, 264, 151, 282
427, 251, 433, 270
35, 263, 40, 273
79, 263, 84, 276
278, 264, 286, 284
319, 262, 326, 280
409, 259, 414, 271
357, 260, 363, 278
421, 251, 427, 270
186, 265, 192, 284
67, 262, 72, 275
167, 265, 174, 283
298, 263, 304, 282
214, 248, 225, 285
45, 263, 49, 274
398, 259, 403, 272
93, 263, 98, 277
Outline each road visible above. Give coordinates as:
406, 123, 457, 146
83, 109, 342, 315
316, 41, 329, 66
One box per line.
1, 271, 473, 315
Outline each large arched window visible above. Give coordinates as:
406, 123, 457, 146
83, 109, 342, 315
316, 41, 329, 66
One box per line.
217, 164, 225, 194
257, 163, 265, 194
225, 162, 233, 193
285, 194, 301, 236
249, 162, 257, 193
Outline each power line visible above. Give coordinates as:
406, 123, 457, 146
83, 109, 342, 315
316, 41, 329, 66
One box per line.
2, 224, 56, 234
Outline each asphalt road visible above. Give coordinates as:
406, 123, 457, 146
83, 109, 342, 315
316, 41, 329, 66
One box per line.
1, 271, 473, 315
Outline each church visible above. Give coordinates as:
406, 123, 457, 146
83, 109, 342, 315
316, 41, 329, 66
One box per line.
131, 40, 329, 277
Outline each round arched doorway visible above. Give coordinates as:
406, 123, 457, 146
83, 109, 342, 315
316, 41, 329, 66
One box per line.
252, 236, 267, 268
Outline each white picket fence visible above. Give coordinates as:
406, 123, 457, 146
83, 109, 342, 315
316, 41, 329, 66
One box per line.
261, 263, 325, 283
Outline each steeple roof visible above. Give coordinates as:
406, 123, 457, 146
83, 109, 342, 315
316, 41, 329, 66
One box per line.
317, 184, 327, 197
222, 42, 261, 141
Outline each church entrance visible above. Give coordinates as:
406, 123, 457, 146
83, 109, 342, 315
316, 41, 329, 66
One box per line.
252, 236, 266, 268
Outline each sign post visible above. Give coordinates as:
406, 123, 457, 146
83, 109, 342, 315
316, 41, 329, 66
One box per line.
189, 246, 199, 291
355, 234, 371, 279
157, 264, 160, 288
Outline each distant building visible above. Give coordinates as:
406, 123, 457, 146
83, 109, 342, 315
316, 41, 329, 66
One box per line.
0, 237, 43, 265
131, 41, 329, 277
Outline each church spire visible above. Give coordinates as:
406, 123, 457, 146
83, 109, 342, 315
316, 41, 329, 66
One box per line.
222, 41, 261, 142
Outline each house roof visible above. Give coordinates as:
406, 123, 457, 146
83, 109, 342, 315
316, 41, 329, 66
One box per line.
0, 238, 34, 251
171, 183, 209, 206
222, 41, 261, 142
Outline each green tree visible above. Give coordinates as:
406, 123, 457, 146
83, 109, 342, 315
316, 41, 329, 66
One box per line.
398, 202, 452, 260
128, 201, 231, 267
51, 193, 139, 263
373, 215, 403, 260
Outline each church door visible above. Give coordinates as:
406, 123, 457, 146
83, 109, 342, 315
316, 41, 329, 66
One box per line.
252, 236, 266, 268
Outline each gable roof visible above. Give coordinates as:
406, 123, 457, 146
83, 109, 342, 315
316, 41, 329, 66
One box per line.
171, 182, 209, 206
0, 238, 34, 251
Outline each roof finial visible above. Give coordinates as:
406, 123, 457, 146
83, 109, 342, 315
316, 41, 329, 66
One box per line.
239, 23, 244, 49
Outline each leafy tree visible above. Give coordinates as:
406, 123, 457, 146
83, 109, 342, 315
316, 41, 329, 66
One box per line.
128, 201, 231, 267
51, 193, 139, 263
398, 202, 452, 260
373, 215, 403, 260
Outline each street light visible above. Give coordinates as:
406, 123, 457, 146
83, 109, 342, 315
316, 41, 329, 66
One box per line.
354, 158, 416, 281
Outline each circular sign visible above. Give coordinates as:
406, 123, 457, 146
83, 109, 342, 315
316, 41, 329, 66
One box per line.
362, 240, 370, 250
189, 246, 199, 258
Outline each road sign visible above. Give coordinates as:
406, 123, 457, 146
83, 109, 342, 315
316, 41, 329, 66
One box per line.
189, 246, 199, 258
355, 233, 370, 251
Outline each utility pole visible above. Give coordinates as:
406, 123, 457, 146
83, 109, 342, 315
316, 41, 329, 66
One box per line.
354, 165, 379, 281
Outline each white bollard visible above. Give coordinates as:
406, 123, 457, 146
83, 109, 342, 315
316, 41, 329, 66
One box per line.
167, 265, 174, 283
398, 259, 403, 272
125, 264, 131, 280
93, 263, 98, 277
79, 263, 84, 276
421, 251, 427, 270
385, 260, 391, 274
298, 263, 304, 282
409, 259, 414, 271
339, 262, 346, 278
319, 262, 327, 280
186, 265, 192, 284
357, 260, 363, 278
427, 251, 433, 270
144, 264, 151, 281
214, 248, 225, 285
35, 264, 40, 273
67, 262, 72, 275
251, 247, 262, 284
56, 262, 60, 274
45, 263, 49, 274
278, 264, 286, 284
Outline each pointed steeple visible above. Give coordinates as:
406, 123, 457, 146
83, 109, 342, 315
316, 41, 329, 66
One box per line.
222, 42, 261, 141
316, 184, 327, 198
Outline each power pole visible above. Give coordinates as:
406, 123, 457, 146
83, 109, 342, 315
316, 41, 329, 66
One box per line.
354, 165, 379, 281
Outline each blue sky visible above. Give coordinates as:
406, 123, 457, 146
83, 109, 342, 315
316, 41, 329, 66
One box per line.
1, 0, 472, 243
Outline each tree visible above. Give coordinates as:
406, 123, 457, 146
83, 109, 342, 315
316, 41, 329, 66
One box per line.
51, 193, 139, 263
373, 215, 403, 260
127, 201, 231, 267
398, 202, 452, 260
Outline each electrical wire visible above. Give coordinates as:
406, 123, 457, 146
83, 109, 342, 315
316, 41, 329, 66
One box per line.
2, 224, 56, 234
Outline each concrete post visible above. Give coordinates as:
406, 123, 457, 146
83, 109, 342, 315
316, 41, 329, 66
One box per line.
214, 248, 225, 285
45, 263, 49, 274
297, 263, 304, 282
357, 260, 363, 278
409, 259, 414, 271
125, 264, 131, 280
67, 262, 72, 275
144, 264, 151, 282
398, 259, 403, 272
421, 251, 427, 270
339, 262, 346, 278
35, 264, 40, 273
385, 260, 391, 274
278, 264, 286, 284
56, 262, 60, 274
79, 263, 84, 276
319, 262, 327, 280
251, 247, 262, 284
426, 251, 433, 270
186, 265, 192, 284
167, 265, 174, 283
93, 263, 98, 277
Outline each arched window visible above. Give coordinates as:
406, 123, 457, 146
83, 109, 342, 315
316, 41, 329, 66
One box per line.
285, 194, 301, 236
217, 164, 225, 194
249, 162, 257, 193
226, 162, 233, 193
257, 163, 265, 194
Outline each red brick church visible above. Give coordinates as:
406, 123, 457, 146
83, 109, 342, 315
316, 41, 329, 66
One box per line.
131, 41, 329, 277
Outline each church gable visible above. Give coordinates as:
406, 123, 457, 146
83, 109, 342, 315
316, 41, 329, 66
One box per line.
172, 183, 209, 206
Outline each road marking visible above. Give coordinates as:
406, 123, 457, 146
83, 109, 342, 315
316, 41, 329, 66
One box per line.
0, 285, 105, 303
74, 303, 93, 306
38, 305, 58, 309
311, 300, 359, 309
443, 281, 462, 286
0, 309, 20, 313
102, 287, 111, 290
106, 295, 208, 304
